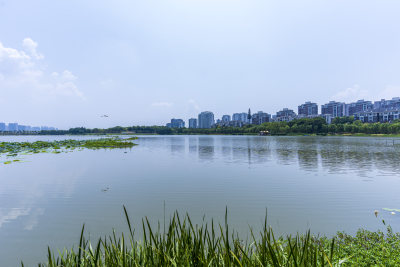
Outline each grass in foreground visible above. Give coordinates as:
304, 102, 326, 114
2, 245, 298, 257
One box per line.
29, 207, 400, 266
1, 137, 137, 164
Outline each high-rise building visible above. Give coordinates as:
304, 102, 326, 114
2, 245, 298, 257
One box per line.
198, 111, 214, 128
373, 97, 400, 111
188, 118, 197, 128
18, 125, 27, 131
346, 99, 373, 116
221, 115, 231, 122
0, 122, 6, 132
232, 112, 247, 122
8, 123, 18, 132
251, 111, 271, 124
354, 110, 400, 123
275, 108, 296, 122
321, 101, 345, 117
166, 118, 185, 128
298, 101, 318, 117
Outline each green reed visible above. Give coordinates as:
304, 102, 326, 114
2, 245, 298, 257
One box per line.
27, 206, 400, 266
26, 207, 356, 267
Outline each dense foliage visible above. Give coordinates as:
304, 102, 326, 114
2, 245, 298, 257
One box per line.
335, 225, 400, 266
39, 117, 400, 135
30, 207, 400, 266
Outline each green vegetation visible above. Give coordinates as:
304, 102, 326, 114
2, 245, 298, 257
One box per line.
30, 207, 400, 266
335, 226, 400, 266
1, 137, 137, 164
38, 117, 400, 136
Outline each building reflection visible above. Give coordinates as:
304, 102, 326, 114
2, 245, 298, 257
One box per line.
232, 138, 248, 162
248, 137, 271, 164
220, 137, 232, 159
198, 136, 215, 160
188, 137, 198, 154
296, 139, 319, 171
297, 149, 318, 171
169, 137, 185, 153
173, 135, 400, 176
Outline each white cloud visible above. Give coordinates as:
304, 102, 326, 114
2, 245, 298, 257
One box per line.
332, 84, 400, 103
60, 70, 77, 81
332, 84, 369, 102
0, 41, 32, 71
22, 38, 44, 60
0, 38, 84, 100
378, 85, 400, 100
151, 101, 173, 107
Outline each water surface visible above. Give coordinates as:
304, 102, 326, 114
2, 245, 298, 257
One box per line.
1, 135, 400, 266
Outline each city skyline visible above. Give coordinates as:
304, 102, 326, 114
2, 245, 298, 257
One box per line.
167, 96, 400, 128
2, 95, 398, 131
0, 122, 57, 132
3, 96, 398, 131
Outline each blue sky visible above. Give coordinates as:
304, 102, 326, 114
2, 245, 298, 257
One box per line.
0, 0, 399, 129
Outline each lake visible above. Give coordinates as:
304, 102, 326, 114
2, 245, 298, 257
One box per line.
1, 135, 400, 266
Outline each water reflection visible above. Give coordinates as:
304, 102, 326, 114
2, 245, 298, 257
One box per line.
154, 136, 400, 176
170, 137, 185, 153
244, 137, 271, 165
220, 137, 232, 159
0, 165, 86, 230
188, 137, 198, 154
297, 149, 318, 171
198, 136, 215, 160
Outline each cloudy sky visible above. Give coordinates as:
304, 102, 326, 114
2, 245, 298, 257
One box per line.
1, 0, 399, 129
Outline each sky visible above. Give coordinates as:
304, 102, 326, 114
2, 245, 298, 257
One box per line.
0, 0, 400, 129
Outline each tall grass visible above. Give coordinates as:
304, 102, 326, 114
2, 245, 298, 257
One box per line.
28, 206, 347, 266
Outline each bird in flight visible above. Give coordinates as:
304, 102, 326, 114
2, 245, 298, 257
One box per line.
101, 115, 109, 118
101, 186, 110, 192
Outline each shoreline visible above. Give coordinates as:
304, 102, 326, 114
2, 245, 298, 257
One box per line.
1, 133, 400, 137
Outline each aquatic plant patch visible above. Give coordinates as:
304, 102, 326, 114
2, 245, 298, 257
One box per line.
0, 137, 137, 164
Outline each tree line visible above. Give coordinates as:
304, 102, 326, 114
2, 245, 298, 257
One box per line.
39, 117, 400, 136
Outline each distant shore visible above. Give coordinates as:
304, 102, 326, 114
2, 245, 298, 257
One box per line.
1, 117, 400, 137
26, 117, 400, 137
1, 132, 400, 137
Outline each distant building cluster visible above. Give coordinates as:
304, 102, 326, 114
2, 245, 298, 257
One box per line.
0, 122, 57, 132
165, 97, 400, 128
166, 119, 185, 128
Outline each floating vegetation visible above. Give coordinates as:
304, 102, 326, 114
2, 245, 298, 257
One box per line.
383, 208, 400, 213
1, 137, 137, 164
31, 207, 400, 267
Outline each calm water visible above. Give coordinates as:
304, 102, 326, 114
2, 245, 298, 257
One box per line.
1, 135, 400, 266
